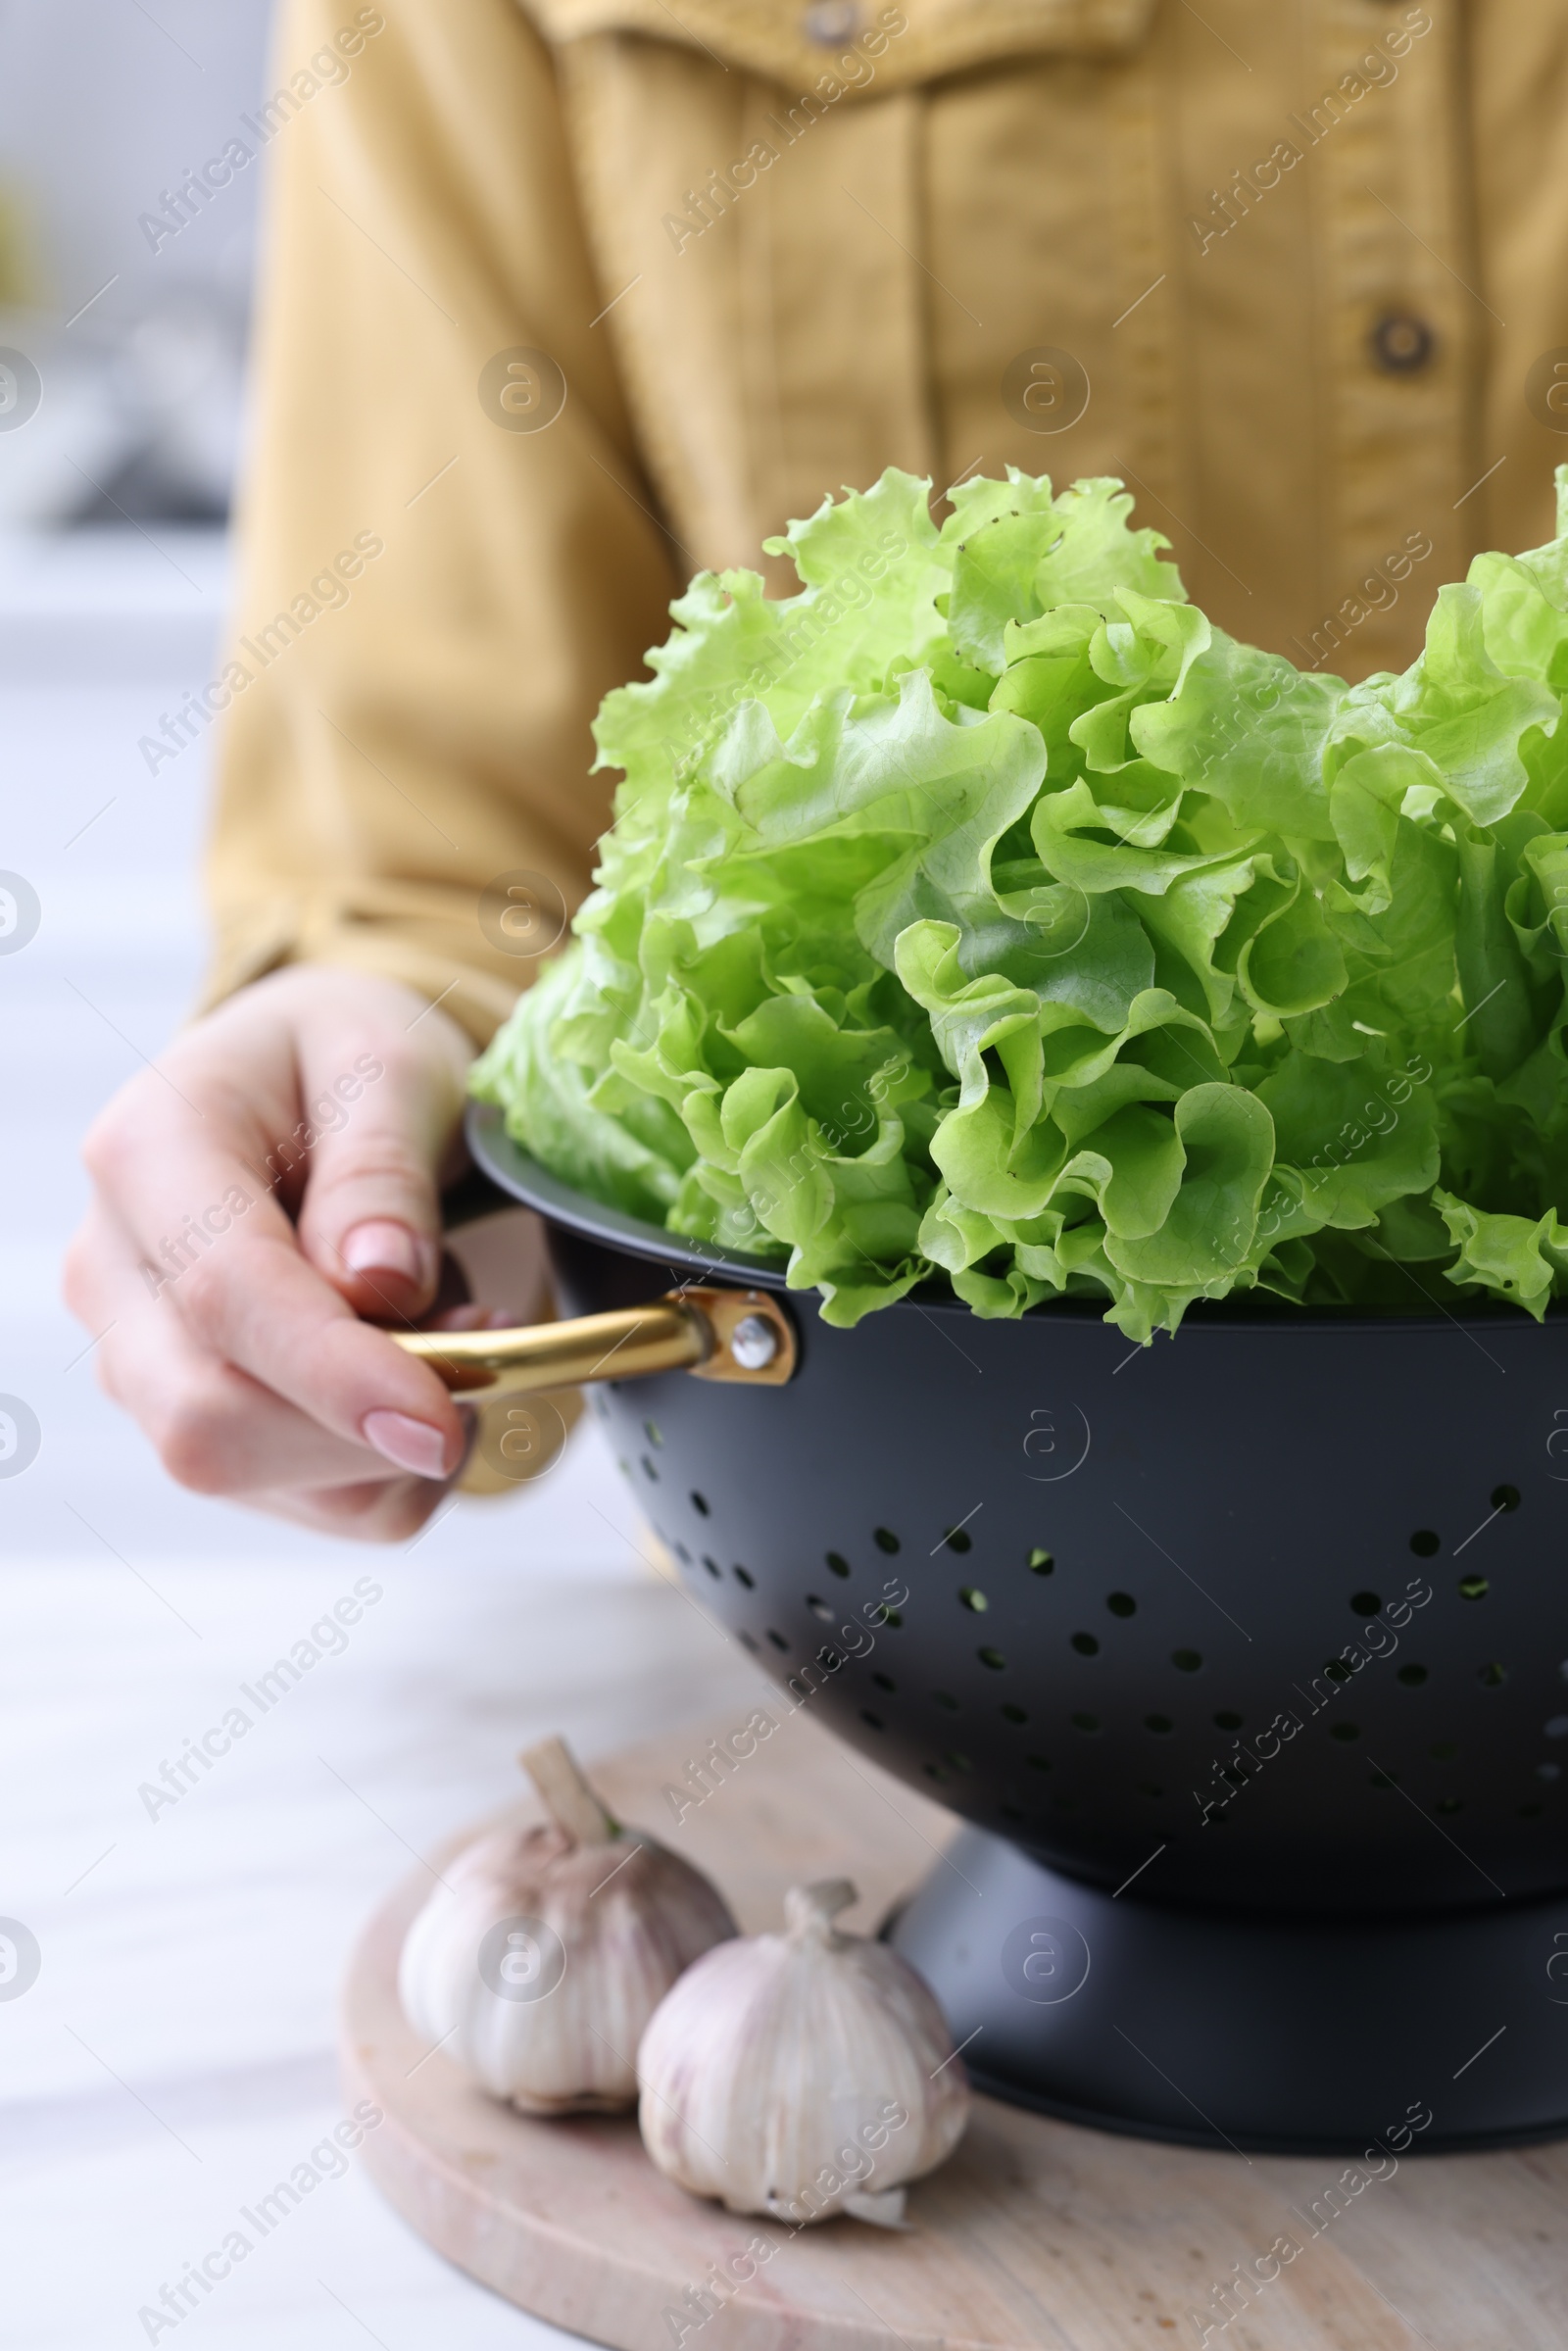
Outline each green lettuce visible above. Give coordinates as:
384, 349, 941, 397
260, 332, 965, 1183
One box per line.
471, 465, 1568, 1338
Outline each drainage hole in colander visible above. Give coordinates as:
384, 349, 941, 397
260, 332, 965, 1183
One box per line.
1369, 1769, 1398, 1788
1072, 1711, 1102, 1733
1435, 1796, 1463, 1814
1431, 1741, 1459, 1761
1479, 1661, 1508, 1687
1071, 1633, 1100, 1656
674, 1542, 693, 1565
931, 1690, 959, 1711
702, 1555, 721, 1579
1546, 1716, 1568, 1739
1029, 1548, 1054, 1575
1397, 1663, 1428, 1687
923, 1763, 949, 1784
806, 1595, 835, 1621
765, 1630, 788, 1651
1172, 1648, 1203, 1673
1144, 1714, 1174, 1736
1027, 1753, 1053, 1771
1001, 1702, 1029, 1723
1349, 1591, 1381, 1616
825, 1550, 852, 1579
738, 1632, 759, 1652
1410, 1529, 1441, 1556
691, 1492, 710, 1515
1494, 1484, 1521, 1510
872, 1672, 897, 1692
978, 1646, 1006, 1670
880, 1607, 905, 1628
1213, 1710, 1243, 1731
1324, 1659, 1353, 1685
944, 1526, 974, 1553
860, 1711, 883, 1731
873, 1527, 901, 1554
958, 1587, 988, 1612
945, 1750, 974, 1772
1459, 1575, 1490, 1601
1539, 1763, 1562, 1782
641, 1456, 659, 1482
1106, 1592, 1136, 1617
644, 1419, 662, 1448
734, 1565, 756, 1589
1330, 1722, 1359, 1742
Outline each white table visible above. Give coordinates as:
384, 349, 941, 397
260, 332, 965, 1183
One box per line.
0, 530, 769, 2348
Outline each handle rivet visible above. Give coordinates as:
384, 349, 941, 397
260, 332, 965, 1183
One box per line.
730, 1313, 779, 1370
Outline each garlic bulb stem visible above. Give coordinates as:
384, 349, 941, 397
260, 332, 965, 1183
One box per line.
398, 1734, 735, 2115
520, 1735, 616, 1845
637, 1875, 970, 2220
784, 1880, 855, 1941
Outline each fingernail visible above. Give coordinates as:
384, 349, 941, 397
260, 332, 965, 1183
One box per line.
343, 1221, 425, 1285
363, 1408, 451, 1480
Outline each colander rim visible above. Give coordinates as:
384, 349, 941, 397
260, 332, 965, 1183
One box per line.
466, 1102, 1568, 1335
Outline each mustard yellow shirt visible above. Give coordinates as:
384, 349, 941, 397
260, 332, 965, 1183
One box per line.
207, 0, 1568, 1044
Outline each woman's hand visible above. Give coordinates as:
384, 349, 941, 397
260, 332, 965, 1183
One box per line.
64, 964, 482, 1540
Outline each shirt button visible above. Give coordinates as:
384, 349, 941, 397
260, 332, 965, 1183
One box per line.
1370, 313, 1437, 374
802, 0, 860, 42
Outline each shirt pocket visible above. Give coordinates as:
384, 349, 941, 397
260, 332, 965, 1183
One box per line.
522, 0, 1159, 575
524, 0, 1156, 92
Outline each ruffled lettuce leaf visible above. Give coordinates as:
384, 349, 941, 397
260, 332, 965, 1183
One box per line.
474, 465, 1568, 1335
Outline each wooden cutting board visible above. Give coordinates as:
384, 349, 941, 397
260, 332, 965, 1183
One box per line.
340, 1708, 1568, 2350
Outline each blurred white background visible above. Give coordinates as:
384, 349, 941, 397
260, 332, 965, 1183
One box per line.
0, 0, 268, 527
0, 8, 763, 2343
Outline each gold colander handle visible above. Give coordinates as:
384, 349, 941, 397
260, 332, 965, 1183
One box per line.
391, 1285, 795, 1399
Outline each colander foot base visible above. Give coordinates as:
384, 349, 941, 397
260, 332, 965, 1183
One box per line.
888, 1827, 1568, 2153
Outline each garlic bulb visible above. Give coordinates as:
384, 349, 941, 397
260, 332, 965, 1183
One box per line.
637, 1878, 969, 2224
398, 1736, 736, 2114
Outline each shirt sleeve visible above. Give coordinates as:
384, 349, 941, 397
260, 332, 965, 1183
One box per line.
202, 0, 679, 1045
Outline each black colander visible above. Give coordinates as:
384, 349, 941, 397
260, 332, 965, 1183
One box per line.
447, 1102, 1568, 2152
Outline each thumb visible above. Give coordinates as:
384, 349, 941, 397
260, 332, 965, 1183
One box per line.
295, 1037, 466, 1323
